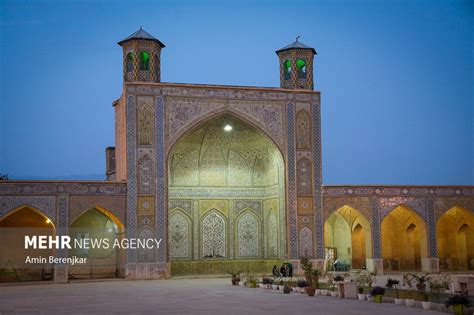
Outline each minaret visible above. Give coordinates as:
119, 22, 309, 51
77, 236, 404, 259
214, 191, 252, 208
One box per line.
276, 36, 317, 90
118, 27, 165, 82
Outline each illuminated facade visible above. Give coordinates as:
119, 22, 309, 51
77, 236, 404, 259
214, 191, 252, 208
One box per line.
0, 28, 473, 282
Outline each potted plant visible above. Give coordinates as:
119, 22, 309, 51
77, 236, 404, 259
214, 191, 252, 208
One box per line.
320, 283, 329, 296
228, 270, 241, 285
262, 277, 273, 289
386, 278, 399, 289
385, 278, 402, 304
421, 293, 431, 310
326, 273, 337, 297
297, 279, 308, 294
370, 286, 385, 303
244, 276, 258, 288
306, 285, 316, 296
300, 256, 313, 283
445, 294, 471, 315
409, 273, 430, 292
300, 256, 321, 297
405, 290, 415, 307
278, 279, 285, 291
429, 274, 451, 294
311, 269, 321, 287
288, 280, 298, 292
283, 284, 291, 294
366, 271, 377, 288
355, 271, 367, 301
357, 287, 365, 300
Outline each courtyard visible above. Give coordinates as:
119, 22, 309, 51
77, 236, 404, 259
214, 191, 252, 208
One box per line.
0, 278, 445, 314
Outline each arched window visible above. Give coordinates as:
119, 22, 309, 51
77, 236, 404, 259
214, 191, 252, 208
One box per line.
139, 51, 150, 70
283, 59, 291, 80
126, 53, 133, 73
297, 59, 307, 79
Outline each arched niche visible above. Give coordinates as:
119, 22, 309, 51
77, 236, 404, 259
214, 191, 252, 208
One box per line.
0, 206, 56, 282
437, 206, 474, 271
323, 205, 372, 270
235, 209, 260, 258
169, 209, 192, 260
200, 209, 227, 259
68, 207, 125, 279
381, 204, 428, 271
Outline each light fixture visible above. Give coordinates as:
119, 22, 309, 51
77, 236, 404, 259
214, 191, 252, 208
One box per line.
223, 123, 233, 132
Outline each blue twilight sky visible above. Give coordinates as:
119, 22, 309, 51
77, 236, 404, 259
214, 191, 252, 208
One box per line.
0, 0, 472, 184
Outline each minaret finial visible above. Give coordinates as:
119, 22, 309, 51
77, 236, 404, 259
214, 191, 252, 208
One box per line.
296, 35, 301, 42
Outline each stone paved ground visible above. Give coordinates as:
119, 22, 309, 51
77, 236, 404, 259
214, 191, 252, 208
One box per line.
0, 278, 445, 314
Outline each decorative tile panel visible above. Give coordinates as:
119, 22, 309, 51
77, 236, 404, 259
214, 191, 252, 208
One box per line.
138, 196, 155, 215
169, 211, 191, 259
156, 96, 167, 262
0, 195, 56, 221
287, 103, 298, 258
237, 212, 259, 257
311, 103, 323, 258
126, 95, 138, 263
299, 227, 313, 258
201, 210, 226, 258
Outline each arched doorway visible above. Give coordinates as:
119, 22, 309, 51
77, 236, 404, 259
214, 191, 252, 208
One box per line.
168, 114, 286, 275
437, 206, 474, 271
324, 205, 372, 270
381, 205, 428, 271
68, 207, 124, 279
0, 206, 55, 282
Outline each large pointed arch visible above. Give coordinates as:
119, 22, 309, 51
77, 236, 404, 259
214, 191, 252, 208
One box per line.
437, 206, 474, 271
68, 206, 125, 279
167, 110, 286, 161
167, 111, 286, 275
323, 205, 372, 270
0, 204, 56, 228
0, 205, 56, 282
381, 204, 428, 271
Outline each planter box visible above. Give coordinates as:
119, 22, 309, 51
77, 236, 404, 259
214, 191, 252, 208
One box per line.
374, 295, 383, 303
422, 301, 431, 310
405, 299, 415, 307
357, 293, 365, 301
394, 298, 404, 305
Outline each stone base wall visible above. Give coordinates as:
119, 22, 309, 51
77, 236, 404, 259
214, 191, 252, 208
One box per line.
125, 263, 170, 280
171, 259, 283, 276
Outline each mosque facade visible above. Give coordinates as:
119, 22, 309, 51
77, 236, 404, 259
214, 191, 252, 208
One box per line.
0, 28, 472, 282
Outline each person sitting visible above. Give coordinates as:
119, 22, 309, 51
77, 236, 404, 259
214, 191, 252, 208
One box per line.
272, 265, 280, 277
286, 262, 293, 277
